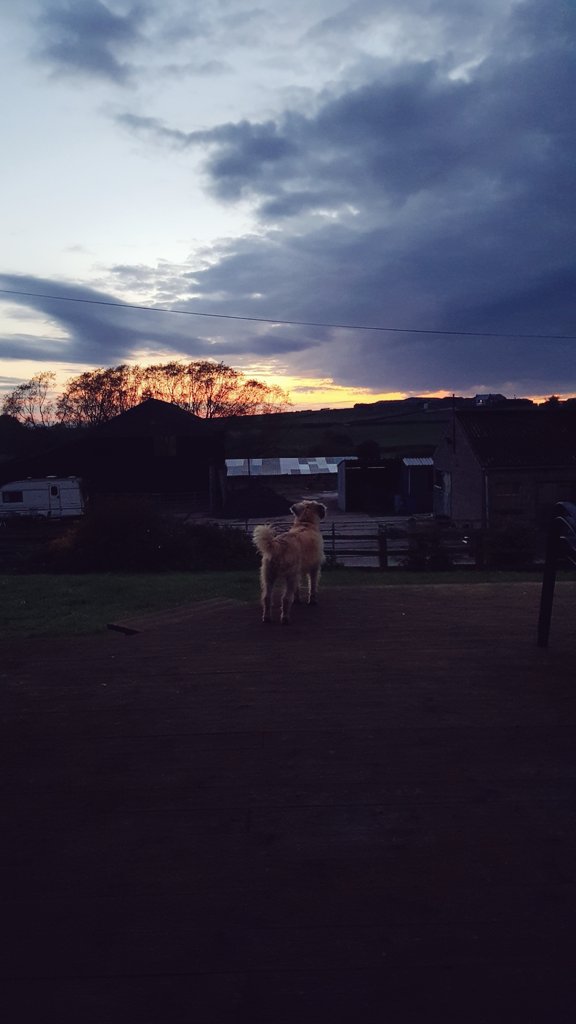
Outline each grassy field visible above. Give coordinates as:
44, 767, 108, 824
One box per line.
0, 567, 561, 640
1, 571, 256, 640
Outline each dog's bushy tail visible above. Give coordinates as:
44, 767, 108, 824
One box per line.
252, 524, 278, 557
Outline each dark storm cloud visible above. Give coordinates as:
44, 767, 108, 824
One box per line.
117, 113, 301, 197
36, 0, 148, 83
17, 0, 576, 396
307, 0, 505, 44
137, 0, 574, 394
232, 332, 319, 355
183, 46, 576, 219
182, 209, 576, 394
33, 0, 273, 86
0, 274, 314, 364
0, 275, 203, 363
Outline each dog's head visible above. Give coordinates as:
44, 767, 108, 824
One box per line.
290, 500, 327, 524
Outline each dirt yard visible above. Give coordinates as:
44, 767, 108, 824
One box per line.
3, 582, 576, 1023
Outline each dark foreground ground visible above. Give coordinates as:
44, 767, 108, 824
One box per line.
3, 583, 576, 1023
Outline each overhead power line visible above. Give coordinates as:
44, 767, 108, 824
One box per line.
0, 286, 574, 341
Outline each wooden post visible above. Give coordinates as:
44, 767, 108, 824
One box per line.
473, 529, 486, 570
537, 518, 560, 647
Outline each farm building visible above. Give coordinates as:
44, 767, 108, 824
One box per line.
338, 456, 434, 514
433, 405, 576, 531
222, 456, 352, 515
224, 453, 435, 516
0, 399, 226, 509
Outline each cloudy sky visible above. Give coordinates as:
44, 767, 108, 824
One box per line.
1, 0, 575, 408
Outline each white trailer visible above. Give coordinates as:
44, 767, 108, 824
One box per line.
0, 477, 85, 520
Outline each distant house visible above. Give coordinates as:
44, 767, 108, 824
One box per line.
433, 407, 576, 530
473, 393, 507, 407
0, 399, 226, 508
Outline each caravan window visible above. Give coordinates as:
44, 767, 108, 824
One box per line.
3, 490, 23, 503
50, 485, 59, 496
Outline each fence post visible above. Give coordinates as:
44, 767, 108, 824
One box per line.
378, 525, 388, 569
472, 529, 487, 569
537, 517, 560, 647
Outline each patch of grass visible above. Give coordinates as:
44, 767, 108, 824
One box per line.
2, 567, 570, 640
0, 571, 258, 639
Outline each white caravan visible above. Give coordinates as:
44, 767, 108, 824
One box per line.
0, 477, 85, 520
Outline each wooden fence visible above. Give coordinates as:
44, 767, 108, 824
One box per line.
322, 520, 474, 569
215, 515, 474, 569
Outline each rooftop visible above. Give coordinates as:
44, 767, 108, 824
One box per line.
225, 456, 352, 476
458, 406, 576, 467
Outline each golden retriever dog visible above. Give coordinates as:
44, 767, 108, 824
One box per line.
252, 500, 327, 624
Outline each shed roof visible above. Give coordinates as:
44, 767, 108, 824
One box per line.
457, 408, 576, 468
226, 456, 353, 477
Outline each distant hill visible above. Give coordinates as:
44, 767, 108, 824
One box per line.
219, 395, 534, 458
0, 394, 538, 466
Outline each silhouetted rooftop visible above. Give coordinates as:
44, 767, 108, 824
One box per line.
93, 398, 207, 438
457, 406, 576, 467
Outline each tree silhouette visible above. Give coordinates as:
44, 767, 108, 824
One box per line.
1, 372, 56, 427
3, 361, 291, 427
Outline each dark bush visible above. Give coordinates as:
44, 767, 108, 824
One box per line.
46, 497, 258, 572
485, 524, 536, 570
223, 482, 291, 518
401, 522, 452, 571
323, 549, 344, 571
175, 522, 259, 571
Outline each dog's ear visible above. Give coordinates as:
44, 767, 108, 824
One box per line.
314, 502, 327, 519
290, 502, 305, 517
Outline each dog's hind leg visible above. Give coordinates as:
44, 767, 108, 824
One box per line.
308, 564, 321, 605
280, 574, 299, 624
260, 564, 276, 623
